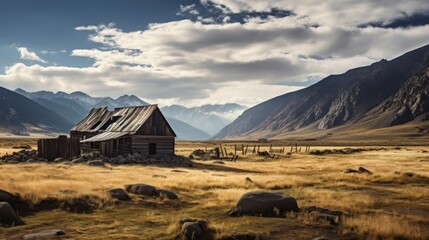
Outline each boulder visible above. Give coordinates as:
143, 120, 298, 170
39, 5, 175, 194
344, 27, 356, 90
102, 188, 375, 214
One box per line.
0, 202, 23, 226
87, 160, 105, 166
23, 229, 65, 239
0, 189, 30, 215
125, 184, 159, 197
228, 191, 299, 217
108, 188, 130, 201
158, 189, 178, 200
179, 219, 209, 240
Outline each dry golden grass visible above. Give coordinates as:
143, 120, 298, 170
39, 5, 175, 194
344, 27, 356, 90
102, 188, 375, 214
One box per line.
0, 141, 428, 239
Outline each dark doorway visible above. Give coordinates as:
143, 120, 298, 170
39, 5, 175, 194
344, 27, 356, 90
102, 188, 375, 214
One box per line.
149, 143, 157, 155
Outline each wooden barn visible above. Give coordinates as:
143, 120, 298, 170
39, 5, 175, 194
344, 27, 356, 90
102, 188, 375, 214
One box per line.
70, 105, 176, 157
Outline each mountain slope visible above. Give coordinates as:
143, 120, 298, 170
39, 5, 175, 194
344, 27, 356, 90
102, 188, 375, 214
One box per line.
166, 117, 211, 140
360, 64, 429, 127
214, 44, 429, 139
32, 98, 87, 124
0, 86, 72, 134
161, 104, 246, 136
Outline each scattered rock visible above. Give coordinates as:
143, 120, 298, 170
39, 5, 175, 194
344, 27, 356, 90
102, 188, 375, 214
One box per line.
403, 172, 414, 177
313, 237, 329, 240
125, 184, 159, 198
23, 229, 65, 239
179, 219, 210, 240
87, 160, 105, 166
304, 206, 343, 225
358, 167, 372, 174
60, 198, 94, 214
53, 157, 66, 163
108, 188, 130, 201
71, 157, 85, 164
158, 189, 178, 200
228, 191, 299, 217
0, 202, 23, 226
171, 169, 188, 173
0, 189, 30, 215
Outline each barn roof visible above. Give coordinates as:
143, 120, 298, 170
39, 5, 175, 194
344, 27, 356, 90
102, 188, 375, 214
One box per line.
80, 132, 129, 143
71, 105, 175, 136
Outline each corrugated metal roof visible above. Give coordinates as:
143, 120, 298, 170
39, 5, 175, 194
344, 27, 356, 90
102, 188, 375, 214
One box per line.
80, 132, 129, 143
71, 105, 159, 133
70, 107, 113, 132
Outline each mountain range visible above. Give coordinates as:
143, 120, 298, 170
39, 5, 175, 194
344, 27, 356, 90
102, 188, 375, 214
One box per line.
10, 89, 244, 140
214, 44, 429, 140
160, 104, 247, 136
0, 87, 71, 135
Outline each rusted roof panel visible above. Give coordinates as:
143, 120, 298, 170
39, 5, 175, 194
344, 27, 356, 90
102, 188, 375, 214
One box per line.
71, 105, 166, 134
70, 107, 113, 132
80, 132, 129, 143
106, 105, 157, 132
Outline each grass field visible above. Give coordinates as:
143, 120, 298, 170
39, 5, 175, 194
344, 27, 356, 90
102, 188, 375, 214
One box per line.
1, 140, 429, 239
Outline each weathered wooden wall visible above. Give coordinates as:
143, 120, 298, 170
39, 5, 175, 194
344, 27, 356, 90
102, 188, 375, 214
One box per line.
131, 135, 175, 156
136, 109, 175, 136
37, 135, 80, 161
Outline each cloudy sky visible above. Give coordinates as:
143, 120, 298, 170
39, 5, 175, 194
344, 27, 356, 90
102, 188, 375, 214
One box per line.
1, 0, 429, 107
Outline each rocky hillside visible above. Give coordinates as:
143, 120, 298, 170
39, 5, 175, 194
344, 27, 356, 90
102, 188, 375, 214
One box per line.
0, 86, 72, 135
362, 64, 429, 127
214, 44, 429, 139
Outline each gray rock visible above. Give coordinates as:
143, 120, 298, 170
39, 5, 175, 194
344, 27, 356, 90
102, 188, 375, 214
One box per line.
179, 219, 209, 240
304, 206, 343, 225
313, 238, 328, 240
228, 191, 299, 217
0, 202, 23, 226
0, 189, 30, 215
125, 184, 159, 197
23, 229, 65, 239
87, 160, 105, 166
108, 188, 130, 201
158, 189, 178, 200
71, 157, 85, 164
53, 157, 65, 163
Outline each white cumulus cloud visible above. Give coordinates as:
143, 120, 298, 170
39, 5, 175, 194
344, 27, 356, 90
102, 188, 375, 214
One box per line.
16, 47, 47, 63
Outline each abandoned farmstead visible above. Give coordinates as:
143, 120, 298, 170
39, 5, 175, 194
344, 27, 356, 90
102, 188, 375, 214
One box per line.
72, 105, 176, 157
38, 105, 176, 160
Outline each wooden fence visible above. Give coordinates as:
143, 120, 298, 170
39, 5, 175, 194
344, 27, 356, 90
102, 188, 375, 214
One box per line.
37, 135, 80, 161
